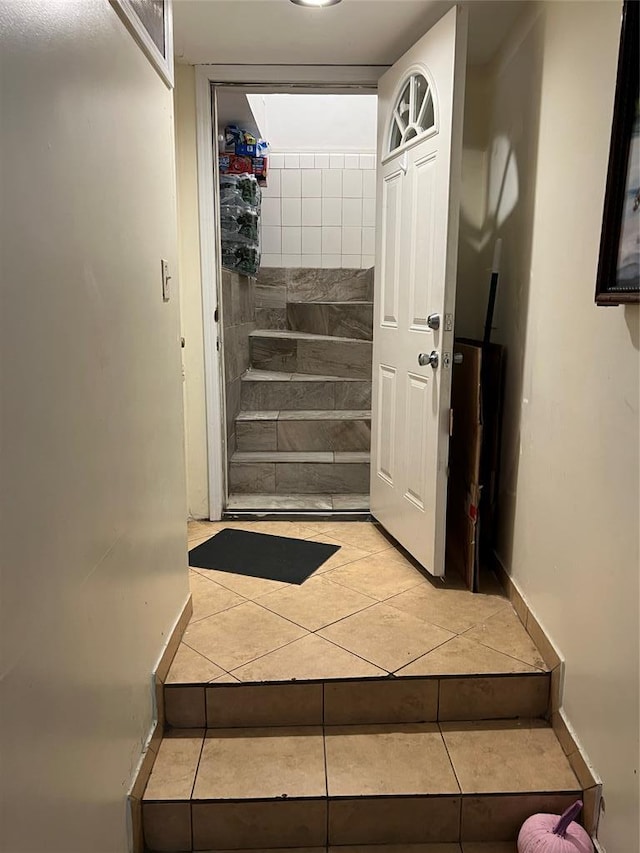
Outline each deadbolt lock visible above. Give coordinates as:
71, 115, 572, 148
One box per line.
427, 313, 440, 330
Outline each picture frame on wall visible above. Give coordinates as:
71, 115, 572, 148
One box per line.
111, 0, 174, 89
595, 0, 639, 306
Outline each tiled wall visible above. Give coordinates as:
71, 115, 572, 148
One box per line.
261, 151, 377, 270
221, 270, 256, 458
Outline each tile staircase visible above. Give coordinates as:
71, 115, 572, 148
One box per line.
229, 268, 373, 509
139, 521, 589, 853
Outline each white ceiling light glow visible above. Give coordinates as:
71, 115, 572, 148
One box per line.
290, 0, 343, 7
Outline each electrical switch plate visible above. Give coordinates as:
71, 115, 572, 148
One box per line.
161, 259, 171, 302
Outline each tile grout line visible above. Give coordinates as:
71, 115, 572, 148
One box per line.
189, 729, 207, 849
321, 683, 330, 848
438, 722, 464, 842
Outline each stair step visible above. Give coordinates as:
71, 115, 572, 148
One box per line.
258, 266, 374, 303
142, 721, 580, 850
237, 409, 371, 420
226, 493, 369, 511
250, 330, 372, 379
229, 451, 370, 494
241, 369, 371, 411
232, 451, 370, 463
287, 301, 373, 340
236, 410, 371, 453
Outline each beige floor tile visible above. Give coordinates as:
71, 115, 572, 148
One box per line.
189, 571, 246, 622
460, 793, 577, 843
324, 678, 438, 725
206, 682, 323, 727
193, 800, 327, 850
189, 533, 215, 551
143, 802, 191, 852
232, 632, 386, 682
183, 601, 306, 672
326, 724, 459, 796
165, 642, 226, 684
164, 686, 206, 727
463, 610, 548, 670
211, 672, 240, 683
258, 575, 376, 631
302, 533, 372, 572
227, 520, 322, 540
395, 636, 540, 677
193, 727, 326, 799
322, 521, 395, 553
387, 582, 509, 634
318, 603, 454, 673
212, 849, 325, 853
437, 674, 550, 721
188, 521, 215, 542
188, 520, 227, 540
329, 797, 461, 845
330, 847, 461, 853
440, 720, 580, 793
192, 565, 291, 600
325, 551, 426, 601
143, 729, 204, 800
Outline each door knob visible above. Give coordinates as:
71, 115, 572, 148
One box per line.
418, 351, 439, 368
427, 313, 440, 330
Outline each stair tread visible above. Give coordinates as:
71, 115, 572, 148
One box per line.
231, 451, 370, 463
242, 369, 366, 383
288, 300, 373, 306
226, 493, 369, 511
143, 720, 580, 804
237, 409, 371, 421
250, 329, 371, 344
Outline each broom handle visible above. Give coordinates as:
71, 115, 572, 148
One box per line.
483, 238, 502, 348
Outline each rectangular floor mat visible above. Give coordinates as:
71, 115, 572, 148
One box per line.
189, 528, 340, 585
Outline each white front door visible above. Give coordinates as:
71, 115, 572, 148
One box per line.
370, 6, 468, 576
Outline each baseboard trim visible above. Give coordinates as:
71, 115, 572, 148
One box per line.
491, 550, 602, 838
127, 592, 193, 853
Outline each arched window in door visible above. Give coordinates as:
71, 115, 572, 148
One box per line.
388, 72, 435, 154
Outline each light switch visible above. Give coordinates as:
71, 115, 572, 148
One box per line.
161, 259, 171, 302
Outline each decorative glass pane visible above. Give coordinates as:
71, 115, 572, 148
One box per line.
388, 72, 435, 154
420, 90, 435, 132
398, 82, 411, 121
415, 75, 428, 121
390, 120, 403, 151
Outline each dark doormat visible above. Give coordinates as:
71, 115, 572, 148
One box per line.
189, 528, 341, 585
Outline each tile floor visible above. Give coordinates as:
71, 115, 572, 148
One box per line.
143, 720, 579, 850
174, 520, 548, 685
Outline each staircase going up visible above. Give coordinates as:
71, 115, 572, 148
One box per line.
228, 268, 374, 511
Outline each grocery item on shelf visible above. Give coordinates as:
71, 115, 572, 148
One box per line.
219, 173, 262, 277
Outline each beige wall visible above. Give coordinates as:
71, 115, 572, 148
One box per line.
175, 64, 209, 519
485, 3, 639, 849
0, 2, 189, 851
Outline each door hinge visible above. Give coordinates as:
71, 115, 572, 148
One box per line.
214, 307, 219, 322
216, 338, 220, 351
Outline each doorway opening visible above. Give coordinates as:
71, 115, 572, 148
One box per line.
212, 88, 378, 516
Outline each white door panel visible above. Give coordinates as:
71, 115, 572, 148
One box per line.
370, 6, 467, 576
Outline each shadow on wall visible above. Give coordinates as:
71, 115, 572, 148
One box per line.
456, 6, 545, 568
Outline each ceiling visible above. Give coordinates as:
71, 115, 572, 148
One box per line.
173, 0, 525, 69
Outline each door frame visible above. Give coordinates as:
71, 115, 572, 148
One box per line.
194, 64, 383, 519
